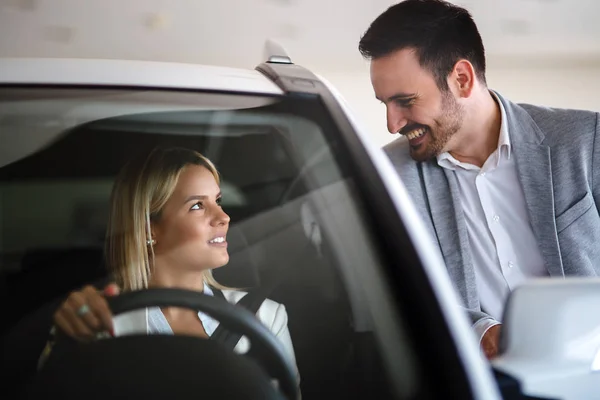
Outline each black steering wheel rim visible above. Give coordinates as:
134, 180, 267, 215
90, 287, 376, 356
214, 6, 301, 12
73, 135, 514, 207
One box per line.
107, 288, 298, 400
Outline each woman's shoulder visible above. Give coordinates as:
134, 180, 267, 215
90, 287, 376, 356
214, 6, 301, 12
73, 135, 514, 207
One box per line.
220, 289, 286, 326
220, 289, 282, 310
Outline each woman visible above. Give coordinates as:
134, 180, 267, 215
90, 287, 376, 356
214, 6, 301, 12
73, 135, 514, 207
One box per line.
41, 147, 299, 383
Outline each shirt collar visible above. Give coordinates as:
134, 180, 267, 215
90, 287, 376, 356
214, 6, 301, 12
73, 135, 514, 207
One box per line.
437, 90, 511, 170
492, 90, 511, 160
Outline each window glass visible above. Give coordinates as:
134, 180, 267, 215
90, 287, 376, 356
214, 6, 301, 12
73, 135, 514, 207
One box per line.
0, 87, 417, 399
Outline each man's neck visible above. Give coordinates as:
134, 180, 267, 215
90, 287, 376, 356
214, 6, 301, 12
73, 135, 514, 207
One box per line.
447, 89, 502, 168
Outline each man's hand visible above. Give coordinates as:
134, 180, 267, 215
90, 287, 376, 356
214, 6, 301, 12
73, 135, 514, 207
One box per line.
481, 324, 502, 360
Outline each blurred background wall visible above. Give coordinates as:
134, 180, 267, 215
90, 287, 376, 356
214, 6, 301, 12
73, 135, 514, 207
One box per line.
2, 0, 599, 147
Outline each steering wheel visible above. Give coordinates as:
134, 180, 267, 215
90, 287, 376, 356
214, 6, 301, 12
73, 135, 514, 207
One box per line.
104, 288, 298, 400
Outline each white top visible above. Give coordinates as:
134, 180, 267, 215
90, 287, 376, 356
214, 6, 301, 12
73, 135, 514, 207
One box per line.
145, 284, 221, 336
437, 92, 548, 341
112, 285, 300, 387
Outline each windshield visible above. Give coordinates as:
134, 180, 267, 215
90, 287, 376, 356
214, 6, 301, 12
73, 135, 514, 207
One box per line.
0, 86, 420, 399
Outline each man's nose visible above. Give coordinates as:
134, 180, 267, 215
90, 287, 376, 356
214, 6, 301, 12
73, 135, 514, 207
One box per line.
387, 107, 409, 134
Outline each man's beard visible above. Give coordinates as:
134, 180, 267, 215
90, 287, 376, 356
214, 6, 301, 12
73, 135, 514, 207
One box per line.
409, 92, 464, 162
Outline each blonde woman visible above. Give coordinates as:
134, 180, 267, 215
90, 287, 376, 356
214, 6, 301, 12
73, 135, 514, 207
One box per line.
42, 147, 299, 383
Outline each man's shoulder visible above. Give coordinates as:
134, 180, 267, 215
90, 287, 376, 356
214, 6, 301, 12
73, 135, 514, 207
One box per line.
383, 136, 417, 170
518, 102, 597, 124
381, 137, 438, 200
383, 135, 409, 153
508, 98, 598, 144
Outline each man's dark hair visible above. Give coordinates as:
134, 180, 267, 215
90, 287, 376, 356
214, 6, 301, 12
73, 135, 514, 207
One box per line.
359, 0, 487, 90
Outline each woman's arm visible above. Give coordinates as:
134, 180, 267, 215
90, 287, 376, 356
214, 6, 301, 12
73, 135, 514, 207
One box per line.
271, 303, 301, 388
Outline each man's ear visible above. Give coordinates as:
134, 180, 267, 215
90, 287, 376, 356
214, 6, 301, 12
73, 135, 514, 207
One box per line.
448, 59, 476, 98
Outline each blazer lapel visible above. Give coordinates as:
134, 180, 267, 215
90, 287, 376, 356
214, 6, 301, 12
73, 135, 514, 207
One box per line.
498, 93, 564, 277
422, 162, 479, 308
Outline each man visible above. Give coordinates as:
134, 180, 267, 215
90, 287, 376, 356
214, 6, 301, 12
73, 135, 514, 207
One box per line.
358, 0, 600, 359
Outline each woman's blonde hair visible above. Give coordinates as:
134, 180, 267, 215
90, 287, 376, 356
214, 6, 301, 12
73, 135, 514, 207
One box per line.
105, 147, 227, 292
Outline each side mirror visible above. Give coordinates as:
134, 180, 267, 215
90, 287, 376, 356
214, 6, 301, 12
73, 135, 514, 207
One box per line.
492, 278, 600, 400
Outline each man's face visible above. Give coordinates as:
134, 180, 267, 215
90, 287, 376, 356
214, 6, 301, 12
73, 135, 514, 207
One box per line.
371, 48, 464, 161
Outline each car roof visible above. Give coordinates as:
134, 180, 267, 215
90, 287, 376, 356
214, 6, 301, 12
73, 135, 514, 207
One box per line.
0, 57, 284, 95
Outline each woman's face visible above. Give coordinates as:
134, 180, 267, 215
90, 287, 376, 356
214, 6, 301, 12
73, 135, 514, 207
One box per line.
151, 164, 230, 273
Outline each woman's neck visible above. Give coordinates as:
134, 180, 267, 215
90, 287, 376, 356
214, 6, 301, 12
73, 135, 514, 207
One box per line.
148, 270, 208, 321
148, 270, 206, 293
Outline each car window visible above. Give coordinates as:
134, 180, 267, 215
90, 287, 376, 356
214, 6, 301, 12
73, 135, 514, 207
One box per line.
1, 86, 437, 399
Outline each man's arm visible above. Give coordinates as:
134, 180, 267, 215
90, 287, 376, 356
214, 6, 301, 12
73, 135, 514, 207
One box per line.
593, 113, 600, 211
479, 324, 502, 359
382, 140, 502, 357
466, 308, 501, 359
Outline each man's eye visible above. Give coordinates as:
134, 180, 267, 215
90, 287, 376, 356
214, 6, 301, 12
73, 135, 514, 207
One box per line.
190, 202, 204, 211
396, 99, 414, 107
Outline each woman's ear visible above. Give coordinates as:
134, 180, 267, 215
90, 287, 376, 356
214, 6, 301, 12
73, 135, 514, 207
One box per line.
148, 222, 158, 246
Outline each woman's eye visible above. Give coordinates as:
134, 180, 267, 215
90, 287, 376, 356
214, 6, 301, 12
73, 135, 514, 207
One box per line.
216, 197, 223, 207
190, 202, 204, 211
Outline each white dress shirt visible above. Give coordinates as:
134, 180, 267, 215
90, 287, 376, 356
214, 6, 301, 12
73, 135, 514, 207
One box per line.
437, 92, 548, 341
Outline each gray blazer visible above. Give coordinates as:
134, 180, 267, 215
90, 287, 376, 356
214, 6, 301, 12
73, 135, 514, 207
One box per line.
384, 91, 600, 326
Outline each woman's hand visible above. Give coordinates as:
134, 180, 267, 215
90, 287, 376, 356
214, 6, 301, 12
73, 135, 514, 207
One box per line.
53, 283, 120, 341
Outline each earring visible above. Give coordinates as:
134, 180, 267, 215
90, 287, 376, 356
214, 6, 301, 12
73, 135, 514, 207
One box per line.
147, 239, 156, 246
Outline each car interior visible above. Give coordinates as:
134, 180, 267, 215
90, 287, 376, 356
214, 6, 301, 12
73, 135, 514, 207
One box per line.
0, 90, 396, 399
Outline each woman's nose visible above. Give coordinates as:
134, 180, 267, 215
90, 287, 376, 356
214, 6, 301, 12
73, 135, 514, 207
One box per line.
213, 207, 230, 226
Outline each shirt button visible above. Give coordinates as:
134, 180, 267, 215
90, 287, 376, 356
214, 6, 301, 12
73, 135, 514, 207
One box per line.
508, 262, 514, 268
480, 172, 486, 177
493, 215, 500, 222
